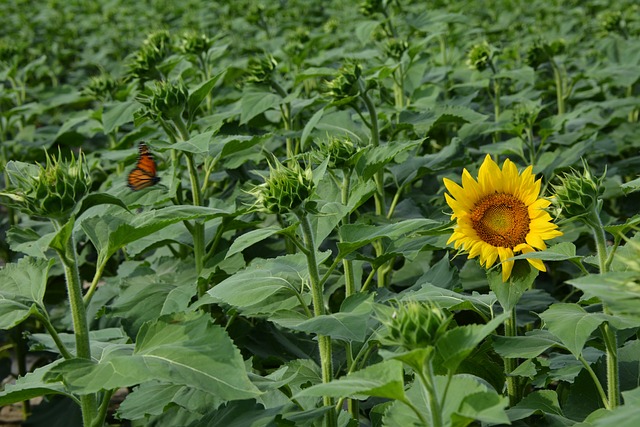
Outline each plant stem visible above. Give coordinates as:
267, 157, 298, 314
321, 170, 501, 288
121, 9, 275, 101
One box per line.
297, 213, 335, 427
585, 202, 619, 408
174, 115, 207, 295
416, 358, 442, 427
53, 219, 97, 426
34, 311, 72, 359
578, 353, 610, 409
360, 87, 385, 216
504, 307, 520, 406
341, 170, 356, 297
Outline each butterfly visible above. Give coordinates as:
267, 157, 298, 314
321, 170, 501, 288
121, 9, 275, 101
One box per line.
127, 142, 160, 191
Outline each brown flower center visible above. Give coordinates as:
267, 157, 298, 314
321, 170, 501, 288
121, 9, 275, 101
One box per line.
470, 193, 530, 248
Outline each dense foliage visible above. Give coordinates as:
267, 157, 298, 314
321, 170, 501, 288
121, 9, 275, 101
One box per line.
1, 0, 640, 426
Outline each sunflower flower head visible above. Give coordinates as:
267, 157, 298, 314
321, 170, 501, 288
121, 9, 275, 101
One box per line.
444, 155, 563, 282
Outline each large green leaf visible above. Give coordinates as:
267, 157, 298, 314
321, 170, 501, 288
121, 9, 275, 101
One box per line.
102, 100, 141, 134
488, 261, 539, 311
46, 312, 260, 399
272, 293, 375, 342
506, 390, 567, 422
81, 206, 228, 267
539, 303, 607, 358
208, 252, 328, 313
240, 90, 283, 124
0, 360, 69, 405
0, 256, 54, 306
355, 140, 421, 181
437, 313, 509, 372
338, 218, 442, 260
294, 359, 405, 401
493, 329, 563, 359
187, 72, 224, 118
567, 272, 640, 321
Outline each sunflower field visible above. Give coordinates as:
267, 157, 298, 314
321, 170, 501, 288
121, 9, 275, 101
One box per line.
1, 0, 640, 426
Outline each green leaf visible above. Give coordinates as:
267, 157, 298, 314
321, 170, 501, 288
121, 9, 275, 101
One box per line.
0, 360, 69, 405
437, 313, 509, 372
6, 227, 55, 258
338, 218, 442, 260
355, 140, 421, 181
102, 101, 141, 134
506, 390, 566, 422
294, 359, 405, 401
567, 272, 640, 321
171, 130, 214, 155
226, 226, 282, 258
273, 293, 374, 342
539, 303, 606, 358
488, 261, 539, 311
48, 216, 74, 255
401, 105, 488, 135
187, 71, 224, 118
493, 330, 563, 358
81, 206, 228, 267
208, 253, 328, 312
46, 312, 261, 399
75, 192, 130, 218
509, 242, 582, 262
0, 256, 54, 306
300, 107, 325, 151
240, 90, 283, 124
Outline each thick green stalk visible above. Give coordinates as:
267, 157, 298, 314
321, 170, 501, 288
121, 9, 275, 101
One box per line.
174, 115, 207, 295
416, 358, 442, 427
341, 170, 356, 297
54, 220, 97, 425
586, 209, 619, 408
298, 213, 335, 427
504, 307, 520, 406
360, 88, 385, 216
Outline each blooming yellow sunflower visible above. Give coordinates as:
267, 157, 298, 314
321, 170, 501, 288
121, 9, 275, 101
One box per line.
444, 155, 562, 282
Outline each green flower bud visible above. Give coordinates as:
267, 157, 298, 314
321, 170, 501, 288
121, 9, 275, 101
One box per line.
139, 80, 189, 122
385, 38, 409, 60
251, 158, 315, 214
1, 149, 91, 220
467, 41, 494, 72
359, 0, 384, 17
128, 31, 171, 81
314, 135, 357, 169
323, 18, 339, 34
552, 159, 605, 220
179, 31, 212, 56
0, 37, 19, 62
83, 74, 118, 101
526, 39, 565, 69
599, 11, 626, 36
325, 62, 362, 106
246, 55, 278, 84
379, 301, 451, 351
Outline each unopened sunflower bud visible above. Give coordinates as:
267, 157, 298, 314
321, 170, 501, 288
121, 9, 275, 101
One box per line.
467, 41, 494, 72
251, 158, 315, 214
128, 31, 171, 82
83, 74, 118, 101
379, 301, 451, 351
179, 31, 212, 56
246, 55, 278, 84
140, 80, 189, 122
359, 0, 384, 16
325, 62, 362, 106
1, 149, 91, 221
553, 159, 605, 220
314, 135, 357, 169
385, 38, 409, 60
599, 11, 626, 36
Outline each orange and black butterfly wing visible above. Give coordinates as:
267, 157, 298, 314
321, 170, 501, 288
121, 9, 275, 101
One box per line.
127, 143, 160, 191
